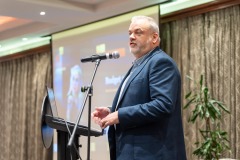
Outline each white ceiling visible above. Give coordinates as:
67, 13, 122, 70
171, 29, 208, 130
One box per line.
0, 0, 169, 51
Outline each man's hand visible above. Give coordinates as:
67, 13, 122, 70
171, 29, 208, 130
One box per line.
91, 107, 110, 126
100, 111, 119, 129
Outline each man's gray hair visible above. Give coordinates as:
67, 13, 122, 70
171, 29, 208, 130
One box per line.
131, 15, 159, 34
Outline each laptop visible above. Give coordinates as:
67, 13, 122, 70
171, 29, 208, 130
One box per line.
45, 86, 102, 136
46, 86, 59, 118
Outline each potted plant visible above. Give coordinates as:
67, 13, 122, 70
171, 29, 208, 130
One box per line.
184, 75, 231, 160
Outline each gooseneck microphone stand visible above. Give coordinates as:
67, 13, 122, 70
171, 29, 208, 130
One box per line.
67, 59, 101, 160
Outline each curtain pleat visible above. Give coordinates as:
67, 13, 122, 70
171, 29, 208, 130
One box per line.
161, 5, 240, 159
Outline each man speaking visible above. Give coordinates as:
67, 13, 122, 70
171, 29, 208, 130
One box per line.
92, 15, 187, 160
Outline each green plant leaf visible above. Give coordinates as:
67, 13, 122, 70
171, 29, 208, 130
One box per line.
186, 75, 194, 81
203, 87, 209, 103
208, 106, 217, 120
185, 91, 192, 99
212, 100, 230, 114
210, 102, 221, 114
200, 74, 203, 86
190, 109, 199, 123
184, 97, 196, 109
205, 110, 210, 118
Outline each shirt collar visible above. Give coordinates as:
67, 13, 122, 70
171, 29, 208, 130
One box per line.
132, 48, 154, 67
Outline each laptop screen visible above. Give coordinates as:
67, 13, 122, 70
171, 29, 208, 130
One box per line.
46, 86, 59, 118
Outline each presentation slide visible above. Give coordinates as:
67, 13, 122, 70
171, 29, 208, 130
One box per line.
52, 6, 159, 160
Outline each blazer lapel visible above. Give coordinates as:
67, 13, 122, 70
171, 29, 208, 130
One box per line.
115, 51, 157, 110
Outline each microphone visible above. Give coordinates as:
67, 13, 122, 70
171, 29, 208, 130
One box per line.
81, 51, 120, 63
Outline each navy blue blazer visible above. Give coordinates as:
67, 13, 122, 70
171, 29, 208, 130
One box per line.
108, 47, 187, 160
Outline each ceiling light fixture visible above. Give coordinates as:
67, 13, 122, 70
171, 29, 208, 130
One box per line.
40, 11, 46, 16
